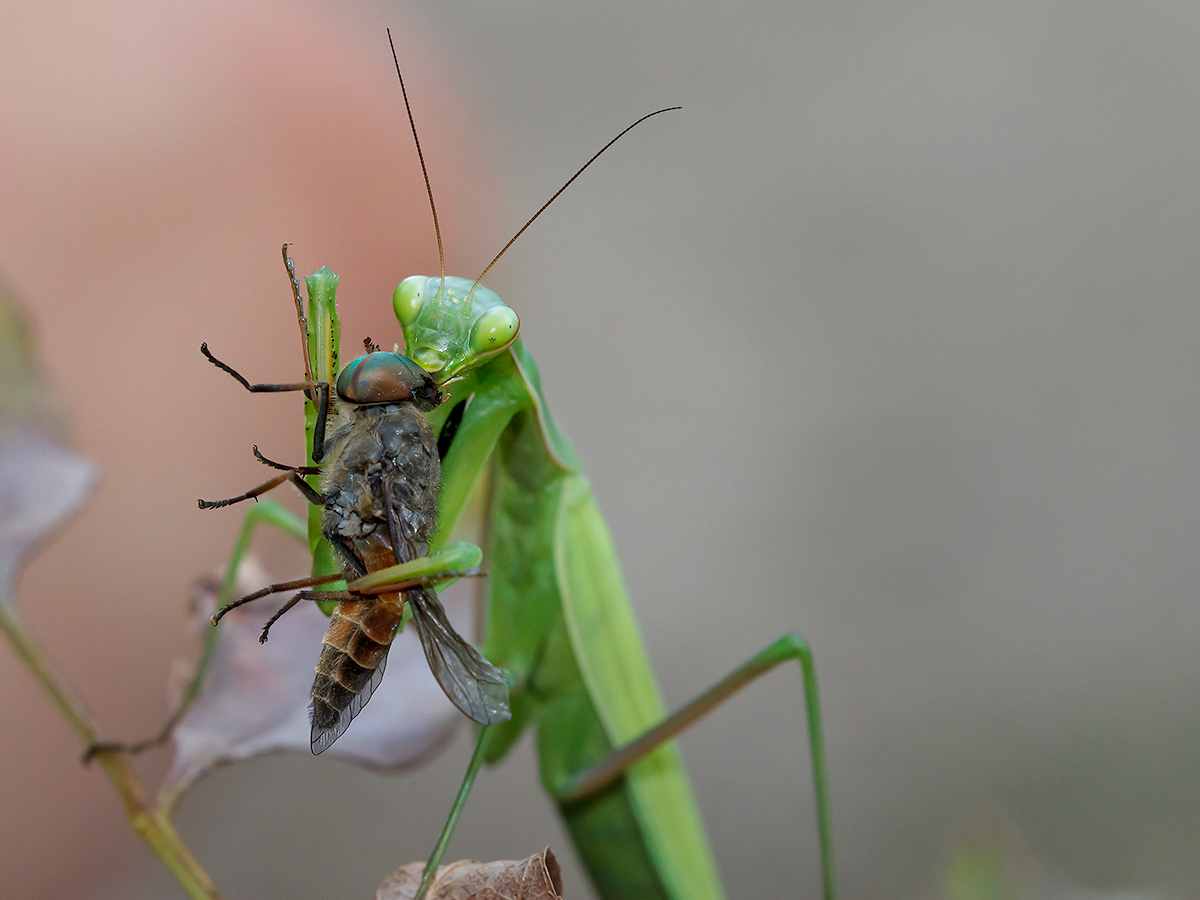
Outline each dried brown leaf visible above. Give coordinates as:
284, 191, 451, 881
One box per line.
0, 283, 93, 597
158, 351, 492, 796
161, 561, 475, 798
376, 848, 563, 900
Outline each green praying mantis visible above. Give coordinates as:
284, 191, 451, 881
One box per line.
189, 38, 837, 900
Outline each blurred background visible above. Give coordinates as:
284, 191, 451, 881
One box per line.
2, 2, 1199, 898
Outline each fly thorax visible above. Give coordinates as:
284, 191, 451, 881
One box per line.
375, 409, 440, 544
378, 416, 438, 474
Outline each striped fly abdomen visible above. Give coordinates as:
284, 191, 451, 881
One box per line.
310, 595, 405, 754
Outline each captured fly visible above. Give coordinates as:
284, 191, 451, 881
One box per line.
200, 320, 510, 753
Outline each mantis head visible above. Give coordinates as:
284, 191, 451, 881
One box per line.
393, 276, 520, 384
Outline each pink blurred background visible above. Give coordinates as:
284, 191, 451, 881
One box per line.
2, 3, 501, 897
5, 2, 1200, 899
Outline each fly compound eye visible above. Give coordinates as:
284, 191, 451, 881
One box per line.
469, 306, 520, 358
336, 352, 441, 407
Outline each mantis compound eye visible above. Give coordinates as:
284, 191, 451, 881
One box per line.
393, 276, 427, 330
469, 306, 520, 358
336, 351, 442, 409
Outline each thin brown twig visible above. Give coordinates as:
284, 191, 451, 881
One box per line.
0, 597, 222, 900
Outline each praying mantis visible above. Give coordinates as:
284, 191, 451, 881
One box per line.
193, 37, 837, 900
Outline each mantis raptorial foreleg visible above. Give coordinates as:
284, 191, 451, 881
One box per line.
215, 546, 483, 643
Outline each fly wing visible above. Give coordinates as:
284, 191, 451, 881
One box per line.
375, 411, 509, 725
406, 585, 511, 725
310, 643, 389, 754
378, 409, 441, 569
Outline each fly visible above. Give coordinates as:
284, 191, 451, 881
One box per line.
199, 313, 510, 754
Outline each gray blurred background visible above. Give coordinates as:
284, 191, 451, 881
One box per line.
2, 2, 1198, 898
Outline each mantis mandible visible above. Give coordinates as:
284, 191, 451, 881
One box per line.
193, 34, 837, 900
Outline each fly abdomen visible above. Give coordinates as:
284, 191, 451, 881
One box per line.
310, 596, 404, 754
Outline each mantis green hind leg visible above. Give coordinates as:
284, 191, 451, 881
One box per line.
413, 631, 836, 900
414, 724, 496, 900
552, 634, 836, 900
85, 498, 307, 759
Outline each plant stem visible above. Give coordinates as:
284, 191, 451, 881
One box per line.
0, 596, 223, 900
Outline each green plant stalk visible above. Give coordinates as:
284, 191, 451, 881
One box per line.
0, 597, 222, 900
415, 725, 493, 900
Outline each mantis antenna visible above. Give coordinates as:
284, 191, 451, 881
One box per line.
388, 28, 445, 285
387, 26, 677, 306
468, 105, 682, 301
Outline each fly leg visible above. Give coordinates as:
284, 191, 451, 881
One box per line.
199, 341, 332, 461
251, 445, 319, 473
257, 590, 348, 642
254, 565, 480, 645
90, 251, 336, 763
197, 471, 317, 509
209, 572, 346, 625
211, 542, 485, 642
198, 446, 322, 509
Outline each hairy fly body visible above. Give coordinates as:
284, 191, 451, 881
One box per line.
200, 332, 510, 754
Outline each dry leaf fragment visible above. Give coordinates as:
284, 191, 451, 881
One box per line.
376, 848, 563, 900
161, 561, 473, 799
0, 283, 94, 597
